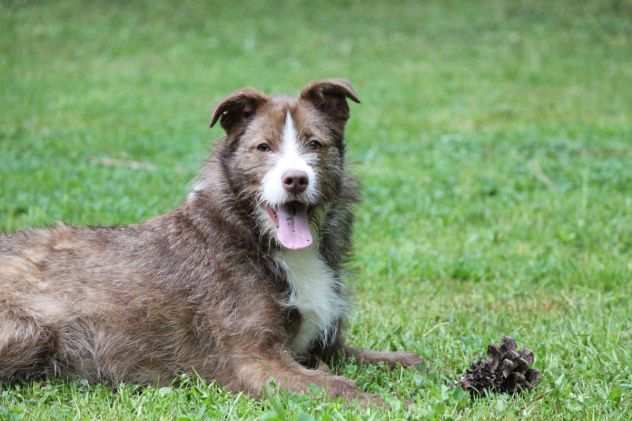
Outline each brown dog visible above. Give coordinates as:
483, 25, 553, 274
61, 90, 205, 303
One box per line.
0, 80, 421, 403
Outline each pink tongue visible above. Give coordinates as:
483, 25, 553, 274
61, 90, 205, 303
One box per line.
276, 205, 313, 250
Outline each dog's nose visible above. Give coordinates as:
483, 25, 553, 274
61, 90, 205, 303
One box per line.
282, 170, 309, 194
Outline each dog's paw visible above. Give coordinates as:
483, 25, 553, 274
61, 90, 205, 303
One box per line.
325, 376, 385, 407
389, 351, 423, 367
326, 375, 358, 398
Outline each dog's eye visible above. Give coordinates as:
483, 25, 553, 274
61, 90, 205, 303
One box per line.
256, 142, 271, 152
306, 139, 322, 151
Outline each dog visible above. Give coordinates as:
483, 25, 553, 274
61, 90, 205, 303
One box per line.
0, 79, 421, 403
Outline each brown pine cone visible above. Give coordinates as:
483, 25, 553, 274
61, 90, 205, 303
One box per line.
459, 336, 540, 396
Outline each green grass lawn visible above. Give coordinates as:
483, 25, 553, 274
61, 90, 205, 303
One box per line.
2, 0, 632, 419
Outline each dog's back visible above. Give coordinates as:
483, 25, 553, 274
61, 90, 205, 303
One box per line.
0, 219, 234, 382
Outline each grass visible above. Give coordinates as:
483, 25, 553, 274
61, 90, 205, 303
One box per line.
1, 0, 632, 419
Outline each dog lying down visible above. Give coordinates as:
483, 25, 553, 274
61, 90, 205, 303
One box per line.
0, 79, 421, 404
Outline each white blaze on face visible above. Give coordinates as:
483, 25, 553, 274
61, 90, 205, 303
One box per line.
262, 112, 318, 205
262, 111, 318, 250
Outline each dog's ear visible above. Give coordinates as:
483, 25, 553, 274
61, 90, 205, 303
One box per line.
210, 88, 268, 132
299, 79, 360, 121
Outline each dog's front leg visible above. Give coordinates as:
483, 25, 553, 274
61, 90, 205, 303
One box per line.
228, 346, 380, 405
341, 345, 423, 368
310, 324, 422, 369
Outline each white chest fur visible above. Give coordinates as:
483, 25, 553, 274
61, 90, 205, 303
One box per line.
275, 246, 347, 356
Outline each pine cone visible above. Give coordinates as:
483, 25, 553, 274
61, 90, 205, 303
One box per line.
459, 336, 539, 396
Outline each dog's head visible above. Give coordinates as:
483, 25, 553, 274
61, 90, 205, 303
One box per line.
207, 79, 360, 250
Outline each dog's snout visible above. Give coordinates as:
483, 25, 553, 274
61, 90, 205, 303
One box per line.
282, 170, 309, 194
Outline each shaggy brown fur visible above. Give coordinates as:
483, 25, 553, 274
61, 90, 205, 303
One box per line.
0, 79, 421, 403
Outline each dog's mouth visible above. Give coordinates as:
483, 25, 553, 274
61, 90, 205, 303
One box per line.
265, 201, 313, 250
